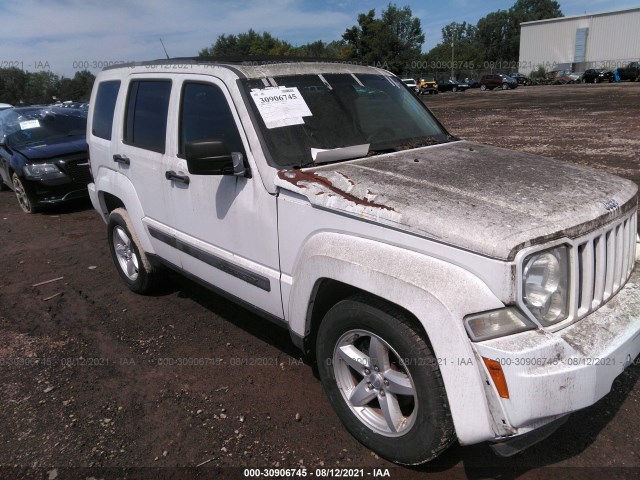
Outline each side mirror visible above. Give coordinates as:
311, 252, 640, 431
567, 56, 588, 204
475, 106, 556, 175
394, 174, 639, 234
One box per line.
185, 140, 250, 177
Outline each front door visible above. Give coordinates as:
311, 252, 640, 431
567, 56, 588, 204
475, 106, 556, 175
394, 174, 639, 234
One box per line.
163, 77, 283, 319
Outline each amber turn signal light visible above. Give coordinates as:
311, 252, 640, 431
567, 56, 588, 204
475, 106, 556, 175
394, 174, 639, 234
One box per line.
482, 357, 510, 399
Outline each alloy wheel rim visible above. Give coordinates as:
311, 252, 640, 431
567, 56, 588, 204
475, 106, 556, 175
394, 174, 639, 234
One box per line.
332, 329, 417, 437
113, 226, 139, 281
12, 177, 31, 212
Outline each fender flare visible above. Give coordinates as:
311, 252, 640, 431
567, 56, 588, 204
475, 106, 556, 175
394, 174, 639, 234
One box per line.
288, 232, 504, 444
93, 166, 154, 254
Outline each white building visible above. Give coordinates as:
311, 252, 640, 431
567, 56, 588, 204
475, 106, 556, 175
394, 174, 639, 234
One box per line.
519, 7, 640, 75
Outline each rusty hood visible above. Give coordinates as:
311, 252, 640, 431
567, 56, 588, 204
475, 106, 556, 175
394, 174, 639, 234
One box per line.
275, 141, 638, 260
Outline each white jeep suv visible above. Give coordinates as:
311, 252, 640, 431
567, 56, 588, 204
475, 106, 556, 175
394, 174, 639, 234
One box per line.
87, 59, 640, 464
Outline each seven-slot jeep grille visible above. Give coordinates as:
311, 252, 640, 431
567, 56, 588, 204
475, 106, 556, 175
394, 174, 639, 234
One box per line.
576, 210, 637, 319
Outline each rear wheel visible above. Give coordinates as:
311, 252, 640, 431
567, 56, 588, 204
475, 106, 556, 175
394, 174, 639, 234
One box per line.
12, 173, 38, 214
107, 208, 160, 294
316, 295, 454, 465
480, 84, 487, 91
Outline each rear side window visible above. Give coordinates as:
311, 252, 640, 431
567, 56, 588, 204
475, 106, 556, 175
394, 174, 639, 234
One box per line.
179, 82, 245, 157
124, 80, 171, 153
92, 80, 120, 140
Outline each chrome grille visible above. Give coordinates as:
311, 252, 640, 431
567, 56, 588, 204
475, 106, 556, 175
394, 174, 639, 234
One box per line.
576, 210, 637, 318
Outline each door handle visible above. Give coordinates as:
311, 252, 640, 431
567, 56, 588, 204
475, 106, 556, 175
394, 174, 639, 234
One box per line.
113, 154, 130, 166
165, 170, 190, 185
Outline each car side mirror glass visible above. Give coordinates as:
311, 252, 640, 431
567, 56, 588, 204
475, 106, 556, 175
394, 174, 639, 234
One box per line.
185, 140, 250, 177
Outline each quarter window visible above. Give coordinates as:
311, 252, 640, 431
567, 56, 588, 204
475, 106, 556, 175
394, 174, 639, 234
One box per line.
91, 80, 120, 140
124, 80, 171, 153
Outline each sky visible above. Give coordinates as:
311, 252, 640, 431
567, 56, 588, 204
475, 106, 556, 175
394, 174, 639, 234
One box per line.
0, 0, 638, 77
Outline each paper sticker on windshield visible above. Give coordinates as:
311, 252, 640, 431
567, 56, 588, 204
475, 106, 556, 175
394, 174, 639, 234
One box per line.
19, 120, 40, 130
250, 87, 312, 129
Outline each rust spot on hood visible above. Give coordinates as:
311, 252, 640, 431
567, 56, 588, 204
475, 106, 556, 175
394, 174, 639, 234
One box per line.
278, 169, 396, 211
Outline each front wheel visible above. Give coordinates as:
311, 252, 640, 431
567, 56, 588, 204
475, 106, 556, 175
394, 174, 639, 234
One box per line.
12, 173, 38, 213
480, 84, 487, 91
107, 208, 160, 294
316, 295, 454, 465
501, 83, 509, 90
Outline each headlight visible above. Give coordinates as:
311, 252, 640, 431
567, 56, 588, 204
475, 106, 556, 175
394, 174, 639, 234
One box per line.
522, 245, 570, 325
23, 163, 61, 179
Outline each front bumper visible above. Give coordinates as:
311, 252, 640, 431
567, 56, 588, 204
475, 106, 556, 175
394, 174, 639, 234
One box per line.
27, 177, 89, 205
473, 267, 640, 432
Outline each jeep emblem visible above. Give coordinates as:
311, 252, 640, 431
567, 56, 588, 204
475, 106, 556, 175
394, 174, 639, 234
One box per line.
603, 199, 619, 211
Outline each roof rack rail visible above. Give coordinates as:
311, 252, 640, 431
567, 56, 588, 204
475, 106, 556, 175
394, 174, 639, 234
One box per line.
103, 55, 350, 71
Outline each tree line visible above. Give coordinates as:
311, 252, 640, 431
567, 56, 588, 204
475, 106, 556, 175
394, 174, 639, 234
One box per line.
0, 69, 95, 105
199, 0, 563, 76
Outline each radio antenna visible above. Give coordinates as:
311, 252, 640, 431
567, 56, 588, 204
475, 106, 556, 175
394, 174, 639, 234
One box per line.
160, 38, 170, 59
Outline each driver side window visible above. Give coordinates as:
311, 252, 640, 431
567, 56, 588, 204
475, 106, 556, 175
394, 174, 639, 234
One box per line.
179, 82, 245, 157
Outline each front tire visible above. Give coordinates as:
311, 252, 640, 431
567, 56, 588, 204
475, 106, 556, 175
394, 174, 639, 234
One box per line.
480, 84, 487, 91
316, 295, 454, 465
107, 208, 159, 294
12, 173, 38, 214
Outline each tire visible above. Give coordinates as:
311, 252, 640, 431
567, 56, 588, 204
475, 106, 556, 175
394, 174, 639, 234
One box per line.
107, 208, 159, 294
316, 295, 454, 465
581, 78, 586, 84
12, 173, 38, 213
501, 83, 509, 90
480, 84, 487, 91
452, 87, 457, 93
594, 77, 600, 84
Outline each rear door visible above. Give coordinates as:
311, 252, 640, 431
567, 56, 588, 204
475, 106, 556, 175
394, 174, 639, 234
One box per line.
112, 75, 182, 266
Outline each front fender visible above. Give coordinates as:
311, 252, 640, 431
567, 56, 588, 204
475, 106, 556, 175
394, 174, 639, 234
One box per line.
8, 151, 26, 177
288, 232, 504, 444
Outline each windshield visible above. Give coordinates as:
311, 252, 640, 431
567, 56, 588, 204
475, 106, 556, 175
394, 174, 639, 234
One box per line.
241, 73, 450, 167
0, 107, 87, 148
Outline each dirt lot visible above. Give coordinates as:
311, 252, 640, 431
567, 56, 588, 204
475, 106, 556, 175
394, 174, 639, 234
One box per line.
0, 83, 639, 480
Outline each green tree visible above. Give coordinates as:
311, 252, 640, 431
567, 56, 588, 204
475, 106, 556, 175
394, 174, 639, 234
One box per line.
343, 3, 424, 74
0, 68, 28, 104
426, 21, 484, 78
58, 70, 95, 101
476, 10, 512, 62
291, 39, 350, 58
23, 71, 60, 105
199, 29, 294, 57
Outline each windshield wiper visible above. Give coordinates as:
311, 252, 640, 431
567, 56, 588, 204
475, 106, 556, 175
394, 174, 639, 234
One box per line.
367, 135, 459, 156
